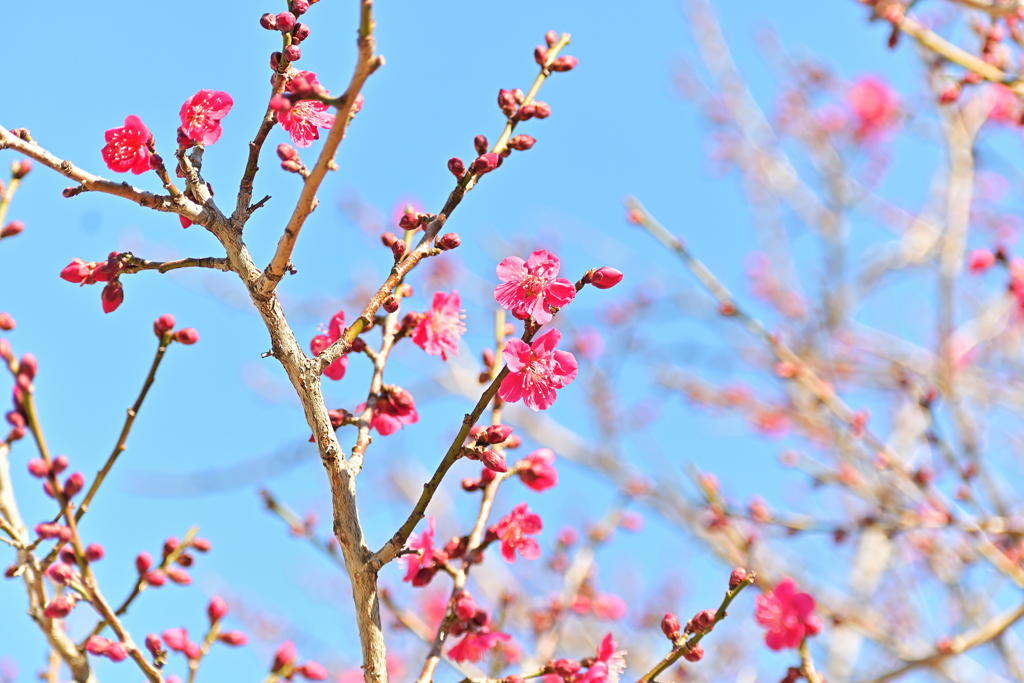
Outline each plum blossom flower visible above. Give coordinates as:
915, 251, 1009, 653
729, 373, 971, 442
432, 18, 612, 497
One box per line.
968, 249, 996, 274
845, 76, 899, 142
494, 250, 576, 324
309, 310, 349, 381
499, 329, 578, 411
412, 290, 466, 360
402, 516, 437, 586
278, 71, 335, 148
179, 90, 234, 145
755, 577, 823, 650
518, 448, 558, 491
356, 385, 419, 436
448, 629, 512, 663
593, 594, 627, 620
577, 634, 627, 683
494, 502, 542, 563
986, 84, 1020, 125
101, 115, 152, 174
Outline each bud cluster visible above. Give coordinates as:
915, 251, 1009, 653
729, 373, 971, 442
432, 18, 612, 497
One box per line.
59, 252, 126, 313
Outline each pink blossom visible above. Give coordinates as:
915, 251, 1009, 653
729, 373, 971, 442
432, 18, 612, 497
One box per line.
494, 250, 576, 324
518, 448, 558, 491
499, 329, 578, 411
754, 577, 823, 650
179, 90, 234, 145
968, 249, 996, 274
448, 629, 512, 663
356, 386, 419, 436
309, 310, 349, 381
845, 76, 899, 142
577, 634, 627, 683
986, 84, 1021, 124
412, 290, 466, 360
495, 502, 542, 563
593, 594, 627, 620
402, 516, 435, 583
278, 71, 335, 148
296, 662, 328, 680
101, 115, 152, 175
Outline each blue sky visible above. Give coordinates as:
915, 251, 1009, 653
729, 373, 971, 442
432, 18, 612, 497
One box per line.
0, 1, 973, 682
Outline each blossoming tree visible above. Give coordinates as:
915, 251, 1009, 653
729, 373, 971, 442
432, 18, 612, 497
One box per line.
6, 1, 1024, 683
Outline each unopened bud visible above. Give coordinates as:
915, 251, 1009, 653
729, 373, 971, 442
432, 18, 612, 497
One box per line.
691, 609, 716, 632
218, 631, 248, 646
497, 89, 518, 117
292, 22, 310, 42
381, 231, 398, 247
682, 644, 704, 662
482, 424, 513, 444
283, 44, 301, 62
291, 0, 309, 15
208, 596, 229, 623
44, 595, 76, 618
438, 233, 460, 251
453, 590, 478, 620
552, 660, 581, 678
145, 633, 163, 658
550, 56, 578, 72
534, 46, 548, 66
545, 30, 559, 47
270, 52, 283, 72
173, 328, 200, 345
473, 153, 500, 174
533, 101, 551, 119
51, 455, 67, 474
85, 544, 105, 562
101, 280, 124, 314
661, 613, 681, 640
399, 212, 421, 231
64, 472, 84, 498
939, 82, 961, 105
167, 567, 191, 585
474, 135, 489, 155
154, 314, 175, 337
27, 459, 48, 478
447, 157, 465, 178
1, 221, 24, 238
276, 11, 296, 31
191, 537, 212, 552
729, 567, 748, 589
508, 135, 535, 151
11, 160, 32, 180
590, 267, 623, 289
135, 552, 153, 574
383, 296, 400, 313
391, 240, 407, 261
46, 562, 76, 585
505, 434, 522, 449
480, 448, 508, 473
260, 13, 277, 29
277, 144, 299, 161
145, 570, 167, 586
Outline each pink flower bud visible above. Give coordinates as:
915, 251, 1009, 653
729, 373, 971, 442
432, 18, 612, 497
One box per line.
191, 537, 212, 552
46, 562, 76, 585
85, 543, 105, 562
508, 135, 535, 151
5, 412, 23, 429
146, 633, 163, 657
729, 567, 748, 589
453, 590, 478, 620
86, 636, 111, 656
183, 641, 202, 660
682, 644, 704, 662
12, 160, 32, 179
662, 612, 681, 640
545, 30, 558, 47
277, 144, 299, 161
297, 662, 329, 680
269, 93, 290, 113
42, 480, 55, 498
64, 472, 84, 498
292, 23, 310, 42
590, 267, 623, 289
163, 537, 179, 557
534, 46, 548, 66
173, 328, 200, 345
208, 596, 229, 623
382, 296, 399, 314
34, 522, 62, 539
480, 448, 508, 473
19, 353, 36, 380
1, 221, 24, 238
218, 631, 249, 646
380, 231, 398, 247
474, 135, 489, 155
163, 628, 188, 651
550, 56, 578, 72
438, 233, 460, 251
145, 570, 167, 586
276, 11, 296, 31
292, 0, 310, 15
284, 44, 302, 62
497, 89, 518, 117
60, 259, 91, 283
533, 101, 551, 119
398, 212, 421, 231
939, 82, 961, 105
154, 314, 175, 337
691, 609, 716, 632
273, 641, 298, 671
260, 13, 277, 29
0, 338, 11, 362
552, 659, 581, 678
516, 105, 535, 121
472, 153, 500, 174
44, 595, 75, 618
505, 434, 522, 449
483, 424, 513, 444
105, 642, 128, 662
167, 567, 191, 585
60, 547, 76, 564
391, 240, 407, 261
447, 157, 465, 178
27, 459, 48, 478
101, 280, 124, 314
176, 552, 194, 567
135, 552, 153, 574
969, 248, 996, 274
52, 455, 68, 474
